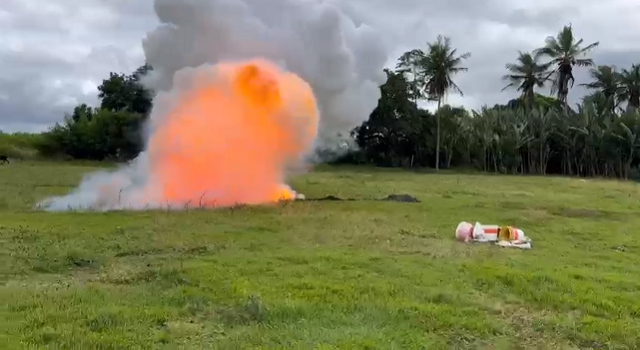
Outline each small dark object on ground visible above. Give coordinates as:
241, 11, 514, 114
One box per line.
309, 195, 355, 201
0, 155, 8, 164
305, 193, 419, 203
316, 195, 344, 201
382, 194, 420, 203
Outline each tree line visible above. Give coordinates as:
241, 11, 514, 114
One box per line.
33, 64, 153, 161
18, 24, 640, 179
350, 24, 640, 179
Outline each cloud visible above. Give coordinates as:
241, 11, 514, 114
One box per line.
0, 0, 156, 130
1, 0, 640, 131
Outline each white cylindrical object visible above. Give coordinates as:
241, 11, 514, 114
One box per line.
455, 221, 526, 242
474, 223, 526, 241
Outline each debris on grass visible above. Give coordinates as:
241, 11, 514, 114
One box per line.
381, 194, 420, 203
455, 221, 532, 249
304, 193, 420, 203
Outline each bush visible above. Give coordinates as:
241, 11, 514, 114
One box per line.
36, 109, 145, 161
0, 132, 44, 160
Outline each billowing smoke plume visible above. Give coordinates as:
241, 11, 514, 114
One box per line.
40, 0, 387, 211
143, 0, 387, 151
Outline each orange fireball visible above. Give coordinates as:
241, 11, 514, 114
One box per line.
145, 59, 318, 207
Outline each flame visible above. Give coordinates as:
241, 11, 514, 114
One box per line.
145, 59, 318, 207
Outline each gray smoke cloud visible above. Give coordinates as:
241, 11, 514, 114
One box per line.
39, 0, 388, 211
142, 0, 388, 153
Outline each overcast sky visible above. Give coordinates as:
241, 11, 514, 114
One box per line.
1, 0, 639, 132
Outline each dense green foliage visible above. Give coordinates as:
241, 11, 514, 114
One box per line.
31, 64, 154, 161
98, 63, 154, 116
353, 69, 640, 179
2, 25, 640, 179
37, 108, 145, 161
351, 25, 640, 179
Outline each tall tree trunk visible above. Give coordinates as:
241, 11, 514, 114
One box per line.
558, 72, 569, 106
435, 98, 441, 171
483, 147, 487, 171
526, 89, 534, 111
412, 67, 418, 105
618, 158, 624, 179
539, 144, 544, 175
625, 148, 634, 180
518, 154, 524, 174
527, 144, 533, 174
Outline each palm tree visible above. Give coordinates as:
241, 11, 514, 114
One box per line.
582, 91, 616, 116
534, 24, 599, 104
580, 65, 622, 112
501, 51, 552, 109
420, 35, 470, 170
617, 64, 640, 111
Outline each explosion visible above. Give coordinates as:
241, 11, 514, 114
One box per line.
41, 59, 318, 211
146, 59, 318, 206
39, 0, 388, 211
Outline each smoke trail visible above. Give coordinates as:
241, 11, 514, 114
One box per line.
40, 0, 387, 211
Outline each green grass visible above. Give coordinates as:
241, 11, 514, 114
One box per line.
1, 162, 640, 349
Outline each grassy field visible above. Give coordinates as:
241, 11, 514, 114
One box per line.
1, 162, 639, 349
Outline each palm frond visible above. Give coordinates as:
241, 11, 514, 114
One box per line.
579, 42, 600, 53
418, 34, 470, 104
501, 82, 517, 92
449, 81, 464, 96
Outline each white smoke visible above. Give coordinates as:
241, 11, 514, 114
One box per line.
38, 154, 153, 211
142, 0, 388, 152
39, 0, 388, 211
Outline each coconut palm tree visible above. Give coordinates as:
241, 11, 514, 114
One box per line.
501, 51, 552, 109
534, 24, 599, 104
420, 35, 470, 170
580, 65, 622, 112
617, 64, 640, 111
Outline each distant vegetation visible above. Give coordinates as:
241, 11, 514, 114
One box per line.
0, 132, 45, 160
0, 64, 153, 162
3, 25, 640, 178
350, 24, 640, 179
